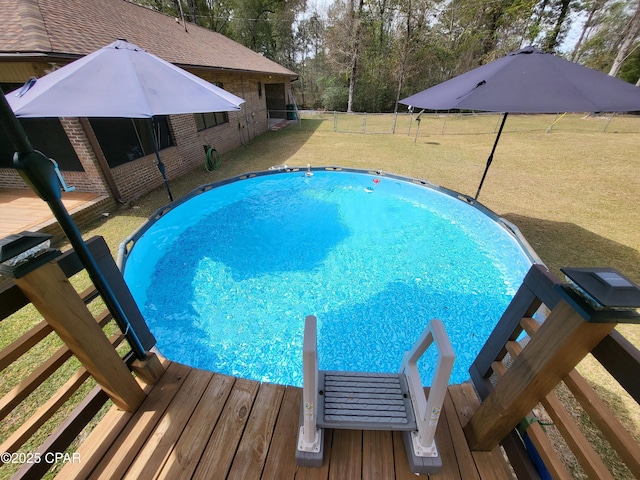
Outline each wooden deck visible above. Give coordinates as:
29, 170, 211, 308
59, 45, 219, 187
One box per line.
0, 188, 105, 238
58, 361, 513, 480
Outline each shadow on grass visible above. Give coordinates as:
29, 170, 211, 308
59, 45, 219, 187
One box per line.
502, 213, 640, 283
505, 213, 640, 478
589, 377, 640, 447
224, 118, 326, 165
554, 378, 639, 480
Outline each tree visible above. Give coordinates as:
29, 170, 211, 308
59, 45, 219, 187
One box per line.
541, 0, 575, 52
570, 0, 609, 61
295, 13, 327, 108
617, 41, 640, 82
186, 0, 199, 25
347, 0, 365, 112
199, 0, 235, 34
578, 0, 639, 77
608, 0, 640, 75
129, 0, 638, 111
393, 0, 442, 111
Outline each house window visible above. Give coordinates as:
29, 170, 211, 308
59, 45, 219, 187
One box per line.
1, 81, 84, 170
0, 118, 84, 171
258, 82, 262, 98
88, 116, 174, 168
194, 111, 229, 131
194, 81, 231, 131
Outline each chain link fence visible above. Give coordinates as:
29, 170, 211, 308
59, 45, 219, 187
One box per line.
297, 110, 640, 136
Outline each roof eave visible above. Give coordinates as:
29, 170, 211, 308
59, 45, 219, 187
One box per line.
179, 63, 298, 80
0, 52, 298, 79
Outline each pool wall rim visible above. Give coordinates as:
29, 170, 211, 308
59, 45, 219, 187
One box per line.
116, 165, 543, 270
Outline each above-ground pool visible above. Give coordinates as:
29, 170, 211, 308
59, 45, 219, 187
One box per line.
120, 167, 535, 387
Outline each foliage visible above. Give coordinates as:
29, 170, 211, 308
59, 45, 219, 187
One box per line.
577, 1, 631, 69
130, 0, 640, 110
618, 42, 640, 82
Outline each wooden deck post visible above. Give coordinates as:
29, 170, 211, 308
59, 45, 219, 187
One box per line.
464, 298, 616, 451
14, 261, 146, 412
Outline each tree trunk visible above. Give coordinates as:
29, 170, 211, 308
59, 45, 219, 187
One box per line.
394, 0, 412, 113
480, 5, 502, 60
571, 3, 601, 62
187, 0, 199, 25
347, 0, 364, 113
609, 0, 640, 76
544, 0, 572, 52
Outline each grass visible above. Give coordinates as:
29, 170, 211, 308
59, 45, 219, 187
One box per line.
1, 112, 639, 478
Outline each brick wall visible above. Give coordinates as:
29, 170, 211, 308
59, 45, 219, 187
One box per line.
0, 69, 292, 205
0, 169, 27, 188
59, 118, 110, 195
0, 118, 111, 195
108, 72, 290, 203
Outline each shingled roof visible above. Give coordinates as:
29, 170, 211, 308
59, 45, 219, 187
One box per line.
0, 0, 297, 78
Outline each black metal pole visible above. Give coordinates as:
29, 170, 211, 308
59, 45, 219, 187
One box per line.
0, 88, 146, 360
475, 112, 509, 200
148, 118, 173, 202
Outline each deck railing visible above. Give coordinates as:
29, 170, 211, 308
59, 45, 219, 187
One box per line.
468, 264, 640, 479
0, 236, 162, 479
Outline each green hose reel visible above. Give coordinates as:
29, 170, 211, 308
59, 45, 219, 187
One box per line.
203, 145, 221, 171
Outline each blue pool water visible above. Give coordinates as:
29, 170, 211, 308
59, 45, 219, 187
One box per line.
122, 169, 533, 386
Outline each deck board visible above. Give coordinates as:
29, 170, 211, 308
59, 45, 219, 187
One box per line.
57, 363, 514, 479
0, 188, 104, 238
392, 431, 424, 480
123, 368, 215, 479
262, 387, 302, 480
192, 378, 259, 480
441, 390, 479, 480
157, 373, 236, 479
448, 384, 513, 480
363, 430, 395, 480
89, 362, 191, 480
433, 394, 463, 480
227, 383, 285, 480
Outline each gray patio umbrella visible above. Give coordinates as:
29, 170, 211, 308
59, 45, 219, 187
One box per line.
0, 40, 243, 359
400, 46, 640, 198
6, 39, 245, 201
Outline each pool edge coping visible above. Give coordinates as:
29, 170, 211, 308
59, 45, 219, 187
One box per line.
117, 165, 543, 270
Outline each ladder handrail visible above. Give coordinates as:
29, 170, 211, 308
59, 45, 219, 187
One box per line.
299, 315, 455, 457
299, 315, 321, 452
400, 319, 455, 456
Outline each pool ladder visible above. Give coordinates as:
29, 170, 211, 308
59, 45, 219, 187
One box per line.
296, 316, 455, 474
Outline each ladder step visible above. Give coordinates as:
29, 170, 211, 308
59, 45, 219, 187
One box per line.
324, 414, 412, 424
325, 401, 407, 410
317, 371, 417, 431
324, 391, 406, 400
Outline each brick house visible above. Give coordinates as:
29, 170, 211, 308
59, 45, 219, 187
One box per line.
0, 0, 298, 203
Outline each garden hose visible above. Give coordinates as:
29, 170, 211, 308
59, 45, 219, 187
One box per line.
204, 146, 221, 171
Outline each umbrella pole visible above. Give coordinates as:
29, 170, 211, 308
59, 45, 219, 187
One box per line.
0, 90, 147, 360
475, 112, 508, 200
413, 110, 424, 144
148, 118, 173, 202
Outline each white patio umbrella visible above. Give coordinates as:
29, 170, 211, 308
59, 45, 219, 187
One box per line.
7, 39, 244, 116
0, 40, 244, 359
6, 39, 245, 200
